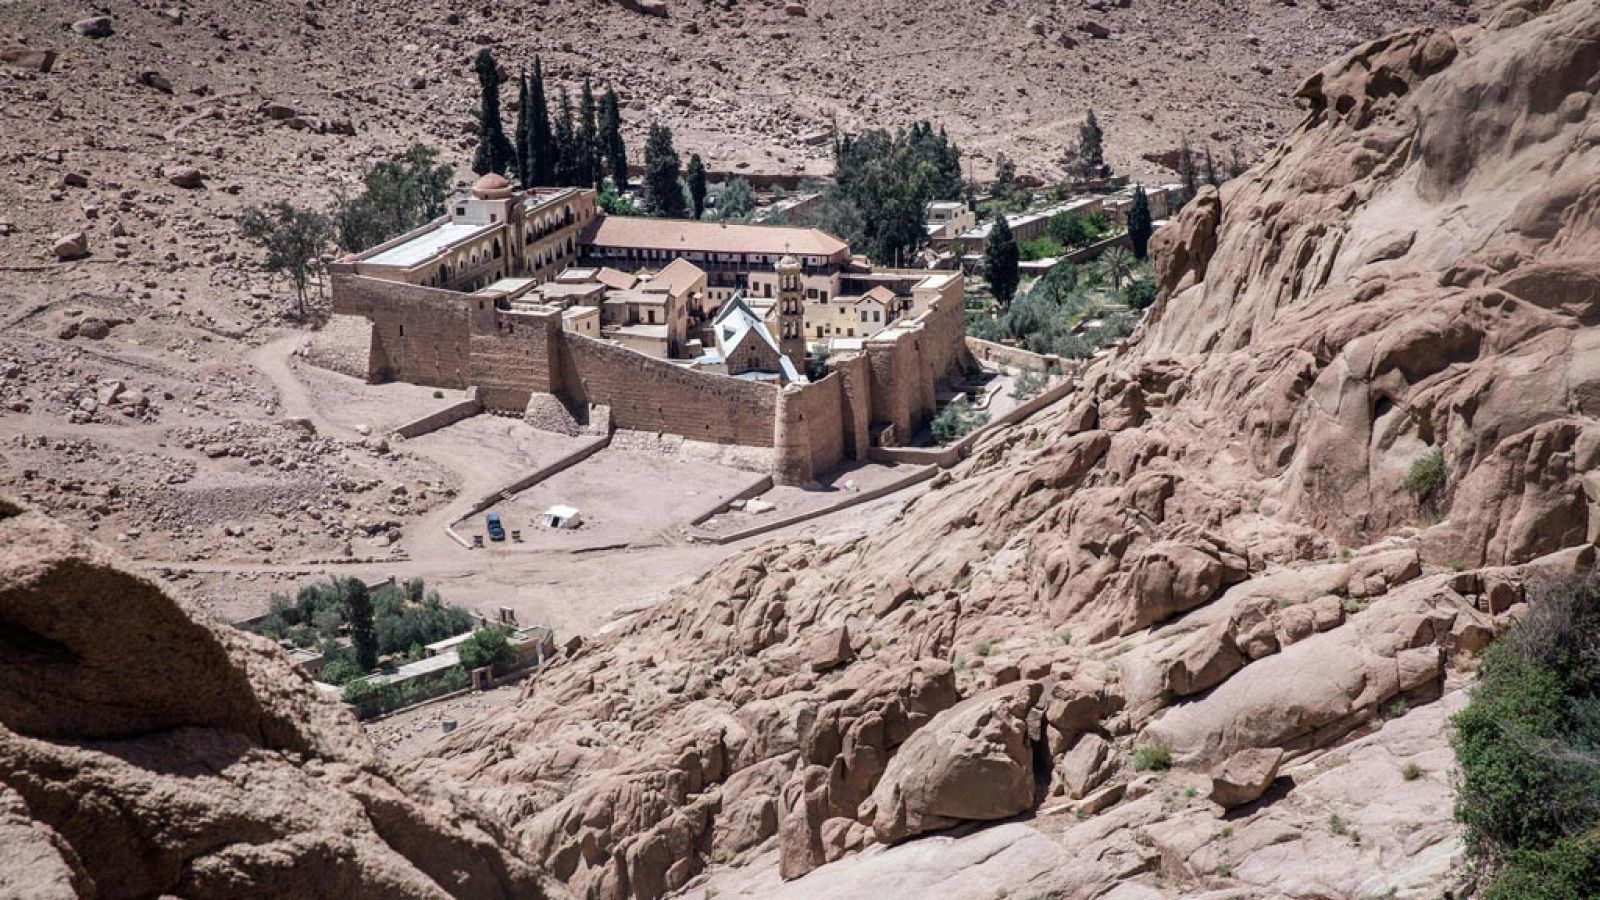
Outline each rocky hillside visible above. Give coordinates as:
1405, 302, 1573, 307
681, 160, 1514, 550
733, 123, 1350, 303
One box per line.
402, 2, 1600, 897
0, 497, 560, 899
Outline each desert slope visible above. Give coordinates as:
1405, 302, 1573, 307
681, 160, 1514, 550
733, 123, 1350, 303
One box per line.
404, 2, 1600, 898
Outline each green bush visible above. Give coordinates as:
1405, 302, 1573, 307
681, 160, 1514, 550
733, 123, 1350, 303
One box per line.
1485, 832, 1600, 900
342, 665, 471, 720
1132, 743, 1172, 772
1403, 449, 1446, 501
458, 626, 519, 675
931, 397, 987, 445
1453, 573, 1600, 897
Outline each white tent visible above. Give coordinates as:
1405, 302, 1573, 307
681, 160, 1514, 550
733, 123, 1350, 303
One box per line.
541, 505, 582, 529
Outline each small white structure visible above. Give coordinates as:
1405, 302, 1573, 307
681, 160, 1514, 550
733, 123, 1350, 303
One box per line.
541, 505, 583, 529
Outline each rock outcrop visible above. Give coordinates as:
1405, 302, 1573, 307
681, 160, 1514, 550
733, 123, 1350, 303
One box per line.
401, 4, 1600, 898
0, 498, 556, 899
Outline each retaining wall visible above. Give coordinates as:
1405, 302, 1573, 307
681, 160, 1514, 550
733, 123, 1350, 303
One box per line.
392, 388, 483, 439
965, 337, 1068, 375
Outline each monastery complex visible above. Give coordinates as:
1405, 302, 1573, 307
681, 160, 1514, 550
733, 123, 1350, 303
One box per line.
331, 174, 971, 484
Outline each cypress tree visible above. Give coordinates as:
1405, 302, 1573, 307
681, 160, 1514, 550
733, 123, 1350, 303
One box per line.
346, 579, 378, 672
686, 153, 707, 219
553, 88, 580, 187
600, 88, 628, 190
579, 78, 601, 190
1127, 185, 1153, 261
641, 124, 687, 218
515, 69, 532, 186
529, 58, 555, 185
985, 212, 1020, 308
1079, 109, 1105, 178
470, 49, 515, 176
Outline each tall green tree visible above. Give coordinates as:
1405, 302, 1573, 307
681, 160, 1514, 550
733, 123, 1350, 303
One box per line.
1127, 185, 1153, 261
986, 212, 1020, 309
240, 202, 332, 319
1061, 109, 1107, 182
641, 123, 687, 218
686, 153, 707, 219
824, 122, 963, 266
718, 176, 755, 221
528, 58, 556, 185
470, 49, 516, 176
599, 87, 628, 190
334, 144, 453, 253
578, 78, 601, 190
553, 88, 581, 187
515, 70, 532, 185
346, 579, 378, 672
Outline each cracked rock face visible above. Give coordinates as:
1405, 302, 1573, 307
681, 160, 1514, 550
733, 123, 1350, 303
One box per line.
0, 500, 555, 900
400, 4, 1600, 897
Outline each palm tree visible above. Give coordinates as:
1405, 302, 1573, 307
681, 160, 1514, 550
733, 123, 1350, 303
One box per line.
1099, 246, 1135, 293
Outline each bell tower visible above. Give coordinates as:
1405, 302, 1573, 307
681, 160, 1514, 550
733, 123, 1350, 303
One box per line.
775, 254, 807, 377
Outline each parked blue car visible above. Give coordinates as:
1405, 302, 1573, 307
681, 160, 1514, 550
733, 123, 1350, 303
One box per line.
485, 512, 505, 542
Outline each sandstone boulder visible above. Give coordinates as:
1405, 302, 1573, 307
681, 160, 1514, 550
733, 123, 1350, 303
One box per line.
0, 499, 552, 898
51, 232, 88, 261
808, 624, 853, 672
1, 46, 56, 72
869, 681, 1041, 843
1209, 746, 1283, 809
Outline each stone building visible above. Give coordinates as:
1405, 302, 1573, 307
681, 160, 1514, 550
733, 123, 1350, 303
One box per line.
330, 178, 976, 484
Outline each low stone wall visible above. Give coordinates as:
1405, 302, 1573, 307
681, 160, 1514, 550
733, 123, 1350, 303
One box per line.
965, 337, 1068, 375
456, 433, 613, 522
870, 368, 1081, 467
687, 464, 938, 545
392, 388, 483, 439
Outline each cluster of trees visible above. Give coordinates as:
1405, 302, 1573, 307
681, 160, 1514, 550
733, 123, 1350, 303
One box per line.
1060, 109, 1109, 182
970, 253, 1152, 358
1453, 573, 1600, 898
814, 122, 964, 267
247, 577, 475, 686
1176, 137, 1246, 205
472, 51, 630, 195
241, 144, 455, 318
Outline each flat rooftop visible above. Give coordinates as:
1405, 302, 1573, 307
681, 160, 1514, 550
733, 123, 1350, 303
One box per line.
583, 215, 848, 258
363, 220, 492, 268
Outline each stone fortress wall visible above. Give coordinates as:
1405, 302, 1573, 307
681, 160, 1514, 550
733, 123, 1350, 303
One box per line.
331, 268, 972, 485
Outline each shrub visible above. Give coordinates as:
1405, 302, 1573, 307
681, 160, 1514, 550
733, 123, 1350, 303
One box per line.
1453, 573, 1600, 896
931, 397, 987, 445
1401, 761, 1423, 781
1403, 449, 1446, 502
1010, 370, 1050, 402
458, 626, 519, 675
1132, 743, 1172, 772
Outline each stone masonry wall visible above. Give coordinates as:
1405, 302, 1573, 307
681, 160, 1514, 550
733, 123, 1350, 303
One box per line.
331, 272, 471, 388
558, 332, 778, 447
468, 305, 561, 412
773, 374, 850, 484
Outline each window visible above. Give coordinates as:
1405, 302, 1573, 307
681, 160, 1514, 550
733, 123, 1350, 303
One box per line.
874, 310, 882, 322
859, 311, 867, 322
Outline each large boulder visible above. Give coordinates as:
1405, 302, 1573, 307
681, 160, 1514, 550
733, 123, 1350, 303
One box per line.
0, 499, 552, 899
869, 681, 1042, 844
